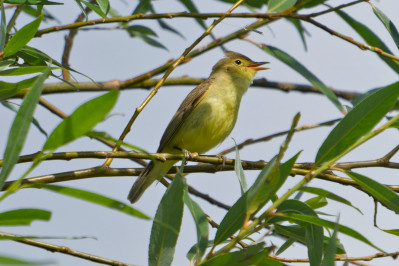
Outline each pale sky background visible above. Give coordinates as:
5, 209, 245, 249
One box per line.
1, 0, 399, 265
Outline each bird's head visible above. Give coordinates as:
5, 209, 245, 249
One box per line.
211, 51, 269, 81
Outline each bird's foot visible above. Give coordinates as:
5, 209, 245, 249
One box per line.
216, 154, 227, 170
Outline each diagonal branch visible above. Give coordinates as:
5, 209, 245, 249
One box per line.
0, 231, 134, 266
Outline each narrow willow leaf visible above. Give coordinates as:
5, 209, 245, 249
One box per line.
214, 153, 299, 246
0, 255, 54, 265
1, 101, 47, 137
371, 4, 399, 50
267, 0, 296, 13
19, 46, 94, 82
0, 67, 50, 189
4, 0, 62, 4
149, 172, 186, 266
0, 58, 17, 70
0, 0, 6, 51
346, 171, 399, 214
258, 44, 344, 113
81, 0, 106, 18
298, 0, 326, 9
305, 196, 328, 210
275, 200, 323, 266
279, 213, 383, 252
0, 66, 57, 76
3, 15, 43, 57
201, 243, 280, 266
299, 187, 362, 213
381, 229, 399, 236
43, 90, 119, 151
0, 76, 38, 100
234, 144, 247, 194
178, 0, 207, 30
321, 218, 339, 266
127, 25, 167, 50
27, 184, 150, 219
74, 0, 87, 21
184, 190, 208, 264
96, 0, 110, 16
0, 208, 51, 226
337, 10, 399, 74
275, 238, 295, 256
213, 157, 279, 246
286, 18, 308, 50
316, 82, 399, 164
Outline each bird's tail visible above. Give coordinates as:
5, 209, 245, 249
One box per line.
128, 160, 177, 204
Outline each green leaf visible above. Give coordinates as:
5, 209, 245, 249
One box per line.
258, 44, 344, 113
346, 171, 399, 214
276, 200, 323, 266
184, 190, 208, 264
214, 157, 278, 246
321, 218, 339, 266
27, 184, 150, 219
95, 0, 110, 16
0, 58, 17, 70
234, 144, 247, 194
0, 208, 51, 226
178, 0, 207, 31
275, 237, 295, 255
371, 4, 399, 50
127, 25, 167, 50
305, 196, 328, 210
297, 0, 326, 9
268, 0, 296, 13
0, 255, 54, 265
133, 0, 152, 14
0, 66, 57, 76
0, 66, 50, 189
18, 46, 94, 82
81, 0, 106, 18
1, 101, 47, 137
74, 0, 88, 21
214, 153, 299, 246
0, 0, 6, 51
43, 90, 119, 151
337, 10, 399, 74
4, 0, 62, 4
286, 18, 308, 51
201, 243, 280, 266
381, 229, 399, 236
3, 15, 43, 57
299, 186, 362, 213
316, 82, 399, 164
0, 76, 38, 100
278, 212, 383, 252
149, 171, 186, 266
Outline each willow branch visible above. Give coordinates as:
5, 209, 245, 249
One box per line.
34, 1, 364, 37
219, 118, 341, 155
62, 1, 94, 81
0, 231, 134, 266
269, 251, 399, 262
3, 159, 399, 193
13, 77, 361, 101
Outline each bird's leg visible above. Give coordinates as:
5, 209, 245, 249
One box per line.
174, 146, 198, 163
216, 154, 227, 170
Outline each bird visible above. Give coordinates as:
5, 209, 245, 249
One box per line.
128, 51, 269, 203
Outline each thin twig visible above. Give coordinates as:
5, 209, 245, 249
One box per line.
268, 250, 399, 262
219, 118, 341, 155
0, 231, 134, 266
12, 78, 361, 101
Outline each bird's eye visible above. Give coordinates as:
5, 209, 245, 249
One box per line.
234, 59, 242, 65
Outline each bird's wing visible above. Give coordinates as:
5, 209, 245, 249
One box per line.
157, 78, 213, 152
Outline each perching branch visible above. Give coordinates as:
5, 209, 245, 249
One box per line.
0, 231, 134, 266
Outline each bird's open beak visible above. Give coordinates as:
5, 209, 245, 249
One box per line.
247, 62, 269, 71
